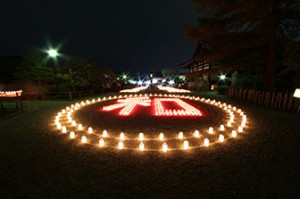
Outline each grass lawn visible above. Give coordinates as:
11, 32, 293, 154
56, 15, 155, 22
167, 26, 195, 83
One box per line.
0, 92, 299, 198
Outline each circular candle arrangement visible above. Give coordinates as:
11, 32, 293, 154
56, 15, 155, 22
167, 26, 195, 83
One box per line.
52, 93, 248, 153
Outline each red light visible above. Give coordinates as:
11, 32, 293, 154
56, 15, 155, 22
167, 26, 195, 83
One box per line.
102, 97, 201, 117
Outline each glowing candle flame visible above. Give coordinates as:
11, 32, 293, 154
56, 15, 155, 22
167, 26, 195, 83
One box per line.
220, 125, 225, 131
139, 133, 144, 141
81, 136, 87, 143
178, 132, 183, 139
72, 121, 76, 126
208, 127, 213, 134
159, 133, 164, 141
78, 124, 83, 130
118, 141, 124, 149
139, 142, 145, 151
183, 140, 189, 150
88, 127, 93, 134
204, 138, 209, 147
232, 130, 237, 137
120, 133, 125, 140
162, 143, 168, 152
57, 123, 61, 129
238, 126, 243, 133
99, 139, 104, 147
70, 131, 75, 139
219, 134, 224, 142
103, 130, 108, 137
62, 126, 67, 134
194, 130, 200, 138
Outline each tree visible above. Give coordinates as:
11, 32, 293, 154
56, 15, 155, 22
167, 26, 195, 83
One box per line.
15, 49, 54, 85
185, 0, 300, 91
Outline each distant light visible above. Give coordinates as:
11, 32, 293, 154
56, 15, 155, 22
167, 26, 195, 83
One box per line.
123, 74, 127, 79
219, 75, 226, 80
99, 139, 104, 147
47, 49, 58, 58
138, 80, 143, 85
293, 88, 300, 98
152, 79, 158, 84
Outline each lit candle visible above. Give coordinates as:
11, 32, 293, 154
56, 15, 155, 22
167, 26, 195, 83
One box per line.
120, 133, 125, 140
227, 121, 232, 127
159, 133, 164, 141
194, 130, 200, 138
72, 121, 76, 126
162, 143, 168, 152
70, 131, 75, 139
178, 132, 183, 139
88, 127, 93, 134
81, 136, 87, 143
57, 123, 61, 129
204, 138, 209, 147
183, 140, 189, 150
232, 130, 237, 137
118, 141, 123, 149
99, 139, 104, 147
238, 126, 243, 133
139, 142, 145, 151
78, 124, 83, 130
208, 127, 213, 134
220, 125, 225, 131
103, 130, 108, 137
62, 126, 67, 134
219, 134, 224, 142
139, 133, 144, 141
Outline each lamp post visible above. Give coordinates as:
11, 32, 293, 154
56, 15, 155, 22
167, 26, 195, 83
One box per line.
47, 48, 59, 91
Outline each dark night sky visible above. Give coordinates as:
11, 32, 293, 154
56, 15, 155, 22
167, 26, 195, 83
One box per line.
2, 0, 198, 74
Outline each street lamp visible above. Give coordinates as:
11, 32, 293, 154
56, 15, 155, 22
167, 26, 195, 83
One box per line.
47, 49, 58, 58
219, 74, 226, 80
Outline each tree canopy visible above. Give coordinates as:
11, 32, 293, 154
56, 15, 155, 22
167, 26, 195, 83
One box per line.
185, 0, 300, 90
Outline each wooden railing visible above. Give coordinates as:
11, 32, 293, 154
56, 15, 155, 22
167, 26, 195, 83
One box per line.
228, 87, 300, 112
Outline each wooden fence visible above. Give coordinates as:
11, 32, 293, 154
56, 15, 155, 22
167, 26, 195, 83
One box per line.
228, 87, 300, 112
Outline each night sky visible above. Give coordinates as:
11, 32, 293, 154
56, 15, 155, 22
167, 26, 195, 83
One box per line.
2, 0, 197, 74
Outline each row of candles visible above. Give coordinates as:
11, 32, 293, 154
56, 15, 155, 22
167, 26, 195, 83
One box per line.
0, 90, 23, 98
53, 94, 248, 152
156, 85, 190, 93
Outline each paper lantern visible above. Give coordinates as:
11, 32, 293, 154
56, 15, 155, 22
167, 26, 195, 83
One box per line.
62, 126, 67, 134
139, 133, 144, 141
232, 130, 237, 137
120, 133, 125, 140
99, 139, 104, 147
204, 138, 209, 147
81, 136, 87, 143
139, 142, 145, 151
70, 131, 75, 139
159, 133, 164, 141
194, 130, 200, 138
183, 141, 189, 150
219, 134, 224, 142
162, 143, 168, 152
178, 132, 183, 139
103, 130, 108, 137
118, 141, 124, 149
238, 126, 243, 133
220, 125, 225, 131
78, 124, 83, 130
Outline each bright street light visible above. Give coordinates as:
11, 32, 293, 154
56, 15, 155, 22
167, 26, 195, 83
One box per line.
47, 49, 58, 58
219, 75, 226, 80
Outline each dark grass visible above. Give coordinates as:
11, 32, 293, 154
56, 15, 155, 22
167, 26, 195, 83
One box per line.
0, 92, 299, 198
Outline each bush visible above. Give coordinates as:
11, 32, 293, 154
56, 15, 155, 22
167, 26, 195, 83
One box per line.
217, 85, 228, 95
